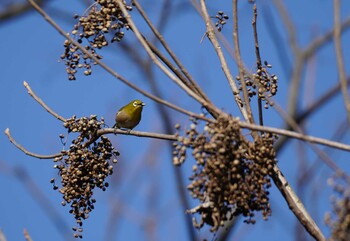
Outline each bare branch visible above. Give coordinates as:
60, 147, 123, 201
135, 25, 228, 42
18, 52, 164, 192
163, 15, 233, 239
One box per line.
305, 16, 350, 59
23, 229, 34, 241
239, 121, 350, 152
272, 0, 299, 55
101, 128, 178, 141
116, 0, 214, 113
232, 0, 255, 124
4, 128, 62, 159
132, 0, 210, 102
271, 165, 326, 241
24, 81, 66, 122
26, 0, 206, 120
199, 0, 249, 121
0, 229, 7, 241
333, 0, 350, 121
0, 0, 45, 22
252, 5, 264, 127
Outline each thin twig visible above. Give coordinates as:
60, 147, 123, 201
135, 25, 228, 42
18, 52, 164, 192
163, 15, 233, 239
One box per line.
116, 0, 214, 113
133, 0, 210, 102
101, 128, 178, 140
109, 120, 350, 151
0, 0, 45, 22
275, 77, 350, 153
24, 81, 66, 122
252, 5, 264, 127
232, 0, 255, 125
297, 77, 350, 122
26, 0, 206, 120
118, 8, 199, 238
271, 166, 326, 241
134, 37, 219, 118
272, 0, 304, 121
190, 0, 254, 83
272, 0, 299, 55
5, 125, 179, 160
270, 99, 350, 181
239, 118, 350, 152
0, 229, 7, 241
333, 0, 350, 121
23, 229, 33, 241
5, 128, 62, 159
199, 0, 249, 121
8, 115, 350, 161
304, 16, 350, 59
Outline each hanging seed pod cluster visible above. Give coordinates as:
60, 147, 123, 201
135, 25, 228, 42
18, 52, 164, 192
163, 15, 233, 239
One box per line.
173, 116, 277, 231
325, 177, 350, 241
51, 115, 119, 238
237, 61, 278, 109
61, 0, 133, 80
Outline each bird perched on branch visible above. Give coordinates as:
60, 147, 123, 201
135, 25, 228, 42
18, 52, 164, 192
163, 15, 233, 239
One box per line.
113, 100, 145, 129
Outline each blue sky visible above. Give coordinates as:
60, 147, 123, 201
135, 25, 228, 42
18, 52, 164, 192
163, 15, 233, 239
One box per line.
1, 0, 350, 241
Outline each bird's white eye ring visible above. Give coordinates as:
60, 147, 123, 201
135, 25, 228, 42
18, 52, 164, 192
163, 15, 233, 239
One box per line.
133, 101, 138, 107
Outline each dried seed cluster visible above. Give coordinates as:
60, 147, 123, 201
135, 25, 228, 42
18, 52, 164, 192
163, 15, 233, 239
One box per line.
325, 177, 350, 241
60, 0, 132, 80
52, 115, 119, 238
173, 116, 277, 231
213, 11, 229, 32
237, 62, 278, 109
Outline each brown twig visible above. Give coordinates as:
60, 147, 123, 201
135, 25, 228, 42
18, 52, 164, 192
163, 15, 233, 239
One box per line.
8, 115, 350, 162
275, 77, 350, 153
271, 99, 350, 181
333, 0, 350, 121
232, 0, 255, 126
304, 16, 350, 59
252, 5, 264, 127
0, 0, 45, 22
5, 128, 62, 159
23, 81, 66, 122
199, 0, 249, 121
272, 0, 299, 55
118, 8, 199, 238
273, 0, 304, 121
23, 229, 33, 241
271, 166, 326, 241
240, 113, 350, 152
0, 229, 7, 241
26, 0, 206, 120
132, 0, 210, 102
116, 0, 211, 111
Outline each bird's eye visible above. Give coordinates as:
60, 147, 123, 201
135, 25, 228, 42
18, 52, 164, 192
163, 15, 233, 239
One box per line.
133, 101, 138, 107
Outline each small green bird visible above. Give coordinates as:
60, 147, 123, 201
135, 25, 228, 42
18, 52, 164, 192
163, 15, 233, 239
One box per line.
113, 100, 145, 129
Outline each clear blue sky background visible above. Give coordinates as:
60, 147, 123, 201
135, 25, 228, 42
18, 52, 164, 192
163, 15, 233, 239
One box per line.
1, 1, 350, 241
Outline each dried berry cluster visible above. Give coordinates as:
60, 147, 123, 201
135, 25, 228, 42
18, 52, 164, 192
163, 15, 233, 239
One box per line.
173, 116, 277, 231
237, 62, 278, 109
213, 11, 229, 32
325, 177, 350, 241
60, 0, 132, 80
51, 115, 119, 238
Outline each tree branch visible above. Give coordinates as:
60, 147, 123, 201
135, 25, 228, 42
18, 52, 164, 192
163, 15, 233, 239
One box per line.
5, 128, 62, 159
199, 0, 249, 121
333, 0, 350, 121
116, 0, 218, 115
232, 0, 255, 125
26, 0, 207, 121
24, 81, 66, 122
271, 166, 326, 241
